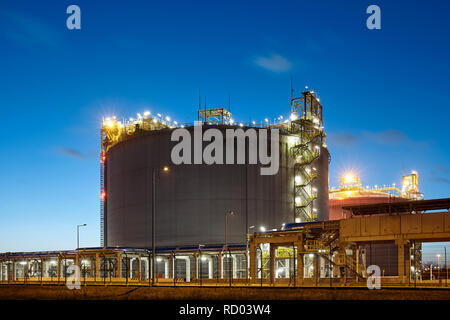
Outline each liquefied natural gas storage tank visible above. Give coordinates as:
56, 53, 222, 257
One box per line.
100, 91, 329, 248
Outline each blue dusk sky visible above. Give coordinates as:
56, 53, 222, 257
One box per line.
0, 0, 449, 261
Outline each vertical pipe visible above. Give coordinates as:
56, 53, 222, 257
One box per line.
293, 244, 296, 287
125, 253, 128, 286
148, 251, 151, 286
260, 245, 263, 287
445, 247, 448, 287
152, 168, 156, 286
229, 248, 232, 287
330, 244, 332, 287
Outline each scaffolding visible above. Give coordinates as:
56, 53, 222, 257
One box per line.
198, 107, 232, 125
290, 90, 326, 222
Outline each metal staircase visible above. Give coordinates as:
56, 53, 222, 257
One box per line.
289, 90, 326, 222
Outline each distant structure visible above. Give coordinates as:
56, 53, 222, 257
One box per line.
329, 171, 423, 220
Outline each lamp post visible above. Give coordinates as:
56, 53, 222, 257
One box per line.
152, 166, 169, 286
77, 224, 87, 249
437, 254, 441, 281
198, 244, 204, 286
246, 226, 255, 279
225, 211, 234, 285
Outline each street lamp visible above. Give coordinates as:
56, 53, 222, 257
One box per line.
246, 226, 255, 278
224, 211, 234, 251
152, 166, 170, 286
77, 224, 87, 249
198, 244, 205, 286
437, 254, 441, 280
225, 211, 234, 285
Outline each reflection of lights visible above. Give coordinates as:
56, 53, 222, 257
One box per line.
201, 256, 207, 261
288, 136, 299, 146
276, 267, 284, 276
144, 111, 150, 116
260, 226, 266, 232
20, 261, 27, 265
156, 258, 162, 262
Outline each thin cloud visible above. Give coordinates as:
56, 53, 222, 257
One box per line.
0, 10, 62, 49
434, 165, 449, 174
57, 147, 84, 159
254, 54, 292, 73
364, 130, 410, 145
429, 177, 450, 184
328, 131, 358, 147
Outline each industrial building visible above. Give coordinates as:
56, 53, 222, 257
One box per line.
100, 89, 329, 248
1, 89, 450, 287
329, 171, 424, 276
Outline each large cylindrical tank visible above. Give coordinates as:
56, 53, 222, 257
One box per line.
105, 125, 314, 248
329, 193, 409, 220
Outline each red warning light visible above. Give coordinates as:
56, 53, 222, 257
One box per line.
100, 152, 106, 164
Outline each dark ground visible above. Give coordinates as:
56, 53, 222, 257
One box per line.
1, 285, 450, 300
